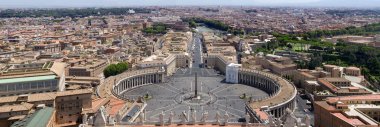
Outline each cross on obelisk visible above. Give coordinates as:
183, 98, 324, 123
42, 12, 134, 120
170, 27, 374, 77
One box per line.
195, 72, 198, 97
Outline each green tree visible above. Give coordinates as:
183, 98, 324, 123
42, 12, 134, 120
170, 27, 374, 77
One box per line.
103, 62, 129, 78
287, 43, 293, 49
142, 23, 168, 34
308, 54, 323, 69
368, 57, 380, 74
189, 21, 197, 28
267, 39, 279, 50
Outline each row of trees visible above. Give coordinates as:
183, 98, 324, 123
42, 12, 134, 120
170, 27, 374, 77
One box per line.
183, 17, 244, 35
185, 17, 230, 31
103, 62, 129, 78
326, 10, 380, 17
198, 8, 219, 12
301, 23, 380, 39
244, 9, 258, 13
0, 8, 153, 18
335, 43, 380, 74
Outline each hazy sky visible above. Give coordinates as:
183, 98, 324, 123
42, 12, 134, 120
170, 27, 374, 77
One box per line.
0, 0, 379, 8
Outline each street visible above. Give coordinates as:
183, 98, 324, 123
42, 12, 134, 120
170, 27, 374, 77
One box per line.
293, 95, 314, 126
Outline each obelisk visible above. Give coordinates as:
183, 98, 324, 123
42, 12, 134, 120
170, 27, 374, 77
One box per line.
195, 72, 198, 97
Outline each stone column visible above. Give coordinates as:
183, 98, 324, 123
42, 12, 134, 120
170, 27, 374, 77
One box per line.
223, 112, 229, 125
150, 75, 153, 83
215, 111, 220, 125
245, 113, 250, 126
191, 110, 196, 124
133, 77, 137, 87
149, 74, 151, 83
137, 77, 140, 86
123, 81, 126, 91
132, 78, 134, 87
180, 111, 188, 125
168, 111, 174, 125
139, 111, 145, 125
201, 111, 208, 124
156, 74, 159, 83
159, 111, 165, 126
144, 75, 147, 84
117, 85, 120, 94
128, 80, 130, 89
140, 76, 142, 85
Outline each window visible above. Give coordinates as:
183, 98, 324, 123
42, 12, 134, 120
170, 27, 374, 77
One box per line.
0, 85, 6, 92
31, 82, 38, 89
22, 83, 29, 90
51, 80, 57, 87
38, 83, 44, 88
8, 84, 15, 91
16, 84, 22, 90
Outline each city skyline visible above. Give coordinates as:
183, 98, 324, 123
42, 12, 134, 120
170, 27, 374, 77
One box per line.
0, 0, 380, 8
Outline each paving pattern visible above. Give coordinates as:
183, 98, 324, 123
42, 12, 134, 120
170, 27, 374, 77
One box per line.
121, 68, 269, 123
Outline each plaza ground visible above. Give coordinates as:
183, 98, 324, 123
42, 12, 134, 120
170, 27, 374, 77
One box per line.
121, 68, 269, 123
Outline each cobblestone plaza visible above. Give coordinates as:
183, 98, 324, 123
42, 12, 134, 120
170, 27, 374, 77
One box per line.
120, 68, 269, 123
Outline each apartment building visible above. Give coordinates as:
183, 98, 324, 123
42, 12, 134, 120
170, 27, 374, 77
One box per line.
161, 32, 192, 54
258, 55, 297, 75
315, 94, 380, 127
55, 89, 92, 126
136, 53, 191, 76
67, 59, 108, 77
317, 78, 371, 96
33, 43, 61, 53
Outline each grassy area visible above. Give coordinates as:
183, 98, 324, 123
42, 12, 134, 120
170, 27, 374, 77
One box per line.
143, 94, 152, 101
290, 43, 311, 52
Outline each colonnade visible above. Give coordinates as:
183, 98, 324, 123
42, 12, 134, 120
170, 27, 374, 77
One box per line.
113, 73, 164, 95
111, 68, 166, 100
238, 72, 280, 96
268, 99, 295, 118
238, 69, 296, 119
